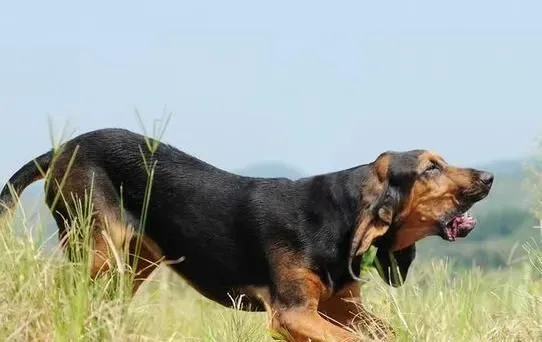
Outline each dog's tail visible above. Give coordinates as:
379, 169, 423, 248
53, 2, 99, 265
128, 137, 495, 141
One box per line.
0, 150, 53, 217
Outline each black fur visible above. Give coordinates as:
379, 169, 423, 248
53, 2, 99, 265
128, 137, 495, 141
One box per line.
0, 152, 51, 214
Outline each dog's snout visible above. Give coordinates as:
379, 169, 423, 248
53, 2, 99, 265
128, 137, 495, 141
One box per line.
479, 171, 494, 187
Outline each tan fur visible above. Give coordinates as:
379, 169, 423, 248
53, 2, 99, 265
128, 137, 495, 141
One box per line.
374, 152, 391, 182
319, 282, 394, 341
392, 151, 477, 250
355, 218, 389, 257
349, 154, 391, 261
266, 250, 362, 341
89, 215, 164, 294
270, 270, 361, 342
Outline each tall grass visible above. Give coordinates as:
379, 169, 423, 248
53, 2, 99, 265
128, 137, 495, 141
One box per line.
0, 218, 269, 341
1, 211, 541, 341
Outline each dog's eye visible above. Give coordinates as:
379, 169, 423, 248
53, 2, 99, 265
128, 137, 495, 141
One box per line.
423, 163, 441, 176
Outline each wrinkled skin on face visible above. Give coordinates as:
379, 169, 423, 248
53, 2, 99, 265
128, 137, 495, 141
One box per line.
356, 150, 494, 287
388, 150, 493, 251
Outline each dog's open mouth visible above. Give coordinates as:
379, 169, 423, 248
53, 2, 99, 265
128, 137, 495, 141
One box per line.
441, 211, 477, 241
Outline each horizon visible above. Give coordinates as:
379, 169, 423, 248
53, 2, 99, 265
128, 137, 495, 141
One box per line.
234, 154, 528, 177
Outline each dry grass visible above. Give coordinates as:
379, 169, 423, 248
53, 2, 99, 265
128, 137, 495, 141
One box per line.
0, 213, 541, 342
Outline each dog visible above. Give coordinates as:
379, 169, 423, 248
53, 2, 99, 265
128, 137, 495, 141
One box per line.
0, 128, 493, 341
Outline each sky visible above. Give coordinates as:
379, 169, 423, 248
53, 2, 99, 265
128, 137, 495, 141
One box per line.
1, 0, 542, 184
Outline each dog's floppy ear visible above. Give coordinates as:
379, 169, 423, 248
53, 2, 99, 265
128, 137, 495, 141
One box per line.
374, 243, 416, 287
347, 156, 399, 281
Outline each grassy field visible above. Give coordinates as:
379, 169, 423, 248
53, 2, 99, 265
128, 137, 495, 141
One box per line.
0, 124, 541, 341
1, 214, 541, 342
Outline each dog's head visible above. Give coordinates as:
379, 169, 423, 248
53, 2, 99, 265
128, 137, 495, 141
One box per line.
350, 150, 494, 286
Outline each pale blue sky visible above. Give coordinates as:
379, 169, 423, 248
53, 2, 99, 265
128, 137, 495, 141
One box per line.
1, 0, 541, 183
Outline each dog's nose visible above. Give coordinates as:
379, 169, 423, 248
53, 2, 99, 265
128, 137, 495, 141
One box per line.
479, 171, 494, 186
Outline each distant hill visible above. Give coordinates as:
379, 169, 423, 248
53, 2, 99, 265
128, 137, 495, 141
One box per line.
234, 162, 304, 179
477, 158, 526, 175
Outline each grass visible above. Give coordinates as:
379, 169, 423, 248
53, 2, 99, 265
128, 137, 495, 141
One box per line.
0, 214, 541, 342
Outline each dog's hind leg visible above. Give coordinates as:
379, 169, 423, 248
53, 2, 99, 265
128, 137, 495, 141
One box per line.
82, 197, 164, 296
81, 207, 163, 296
46, 166, 162, 295
127, 233, 163, 295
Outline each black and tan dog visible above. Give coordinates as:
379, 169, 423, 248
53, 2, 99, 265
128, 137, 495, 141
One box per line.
0, 128, 493, 341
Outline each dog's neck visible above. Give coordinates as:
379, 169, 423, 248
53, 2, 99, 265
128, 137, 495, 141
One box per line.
308, 163, 379, 235
298, 163, 388, 285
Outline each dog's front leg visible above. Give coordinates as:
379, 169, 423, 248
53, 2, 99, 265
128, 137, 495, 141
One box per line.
268, 266, 362, 342
318, 282, 394, 341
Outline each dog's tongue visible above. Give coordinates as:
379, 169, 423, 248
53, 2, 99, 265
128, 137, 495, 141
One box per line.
445, 211, 476, 240
451, 213, 476, 230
